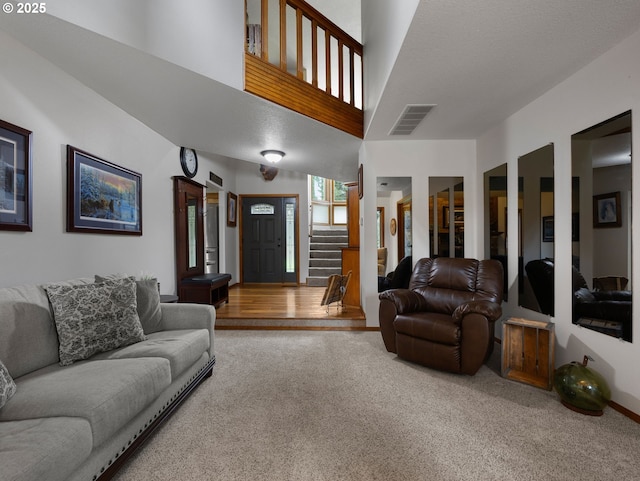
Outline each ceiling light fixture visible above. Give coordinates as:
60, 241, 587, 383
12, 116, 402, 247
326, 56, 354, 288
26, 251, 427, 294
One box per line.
261, 150, 285, 163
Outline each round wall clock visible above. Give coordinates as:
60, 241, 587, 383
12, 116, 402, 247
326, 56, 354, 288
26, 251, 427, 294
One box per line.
180, 147, 198, 178
390, 218, 397, 236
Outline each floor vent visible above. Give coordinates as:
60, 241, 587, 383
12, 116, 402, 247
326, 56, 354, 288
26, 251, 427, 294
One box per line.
389, 104, 436, 135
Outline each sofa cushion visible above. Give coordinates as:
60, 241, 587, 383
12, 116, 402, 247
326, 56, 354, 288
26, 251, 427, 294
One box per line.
0, 286, 64, 378
394, 312, 461, 345
0, 358, 17, 409
96, 275, 163, 334
0, 357, 171, 447
92, 329, 210, 379
45, 277, 146, 366
0, 417, 92, 481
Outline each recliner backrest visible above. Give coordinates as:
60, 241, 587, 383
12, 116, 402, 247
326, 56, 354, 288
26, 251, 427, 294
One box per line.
409, 257, 503, 315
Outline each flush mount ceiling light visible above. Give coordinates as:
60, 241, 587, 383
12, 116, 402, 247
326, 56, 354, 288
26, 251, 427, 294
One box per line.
261, 150, 285, 163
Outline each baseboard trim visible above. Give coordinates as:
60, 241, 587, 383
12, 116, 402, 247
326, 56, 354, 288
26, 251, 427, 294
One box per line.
492, 337, 639, 423
609, 400, 640, 424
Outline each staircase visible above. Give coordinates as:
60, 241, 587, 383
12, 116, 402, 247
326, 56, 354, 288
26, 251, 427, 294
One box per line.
307, 228, 348, 287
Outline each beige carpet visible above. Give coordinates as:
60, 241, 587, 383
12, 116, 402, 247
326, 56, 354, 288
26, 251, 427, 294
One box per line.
112, 331, 640, 481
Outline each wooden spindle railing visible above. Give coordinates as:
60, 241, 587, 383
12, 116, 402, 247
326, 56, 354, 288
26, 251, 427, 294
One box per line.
244, 0, 364, 138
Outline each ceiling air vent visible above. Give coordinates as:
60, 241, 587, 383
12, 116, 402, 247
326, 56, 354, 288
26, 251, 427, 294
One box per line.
389, 104, 436, 136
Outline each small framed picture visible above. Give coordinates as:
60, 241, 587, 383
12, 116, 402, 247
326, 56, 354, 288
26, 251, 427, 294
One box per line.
542, 216, 554, 242
67, 145, 142, 235
0, 119, 33, 231
593, 191, 621, 228
227, 191, 237, 227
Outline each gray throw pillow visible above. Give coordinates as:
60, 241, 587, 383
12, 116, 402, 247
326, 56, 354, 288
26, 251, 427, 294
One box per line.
0, 359, 17, 409
46, 277, 146, 366
95, 275, 163, 334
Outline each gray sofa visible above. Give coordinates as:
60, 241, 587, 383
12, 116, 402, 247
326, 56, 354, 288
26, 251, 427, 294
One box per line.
0, 276, 216, 481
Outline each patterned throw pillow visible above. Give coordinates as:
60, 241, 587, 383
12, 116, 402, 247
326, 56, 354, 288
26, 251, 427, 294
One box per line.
0, 359, 17, 409
95, 275, 163, 334
45, 277, 146, 366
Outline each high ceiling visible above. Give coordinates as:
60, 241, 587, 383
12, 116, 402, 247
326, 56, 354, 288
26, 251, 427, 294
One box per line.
365, 0, 640, 140
1, 1, 640, 182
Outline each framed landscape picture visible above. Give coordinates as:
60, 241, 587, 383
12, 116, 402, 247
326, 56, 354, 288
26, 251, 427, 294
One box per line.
67, 145, 142, 235
0, 119, 32, 231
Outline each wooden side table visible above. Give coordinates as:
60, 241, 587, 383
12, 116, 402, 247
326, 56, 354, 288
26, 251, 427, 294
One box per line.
501, 317, 555, 390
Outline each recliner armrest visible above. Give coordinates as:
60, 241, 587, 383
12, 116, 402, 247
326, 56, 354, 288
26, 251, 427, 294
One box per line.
452, 300, 502, 323
378, 288, 428, 314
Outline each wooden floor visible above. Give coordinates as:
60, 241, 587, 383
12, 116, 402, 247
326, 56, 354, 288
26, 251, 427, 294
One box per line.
215, 284, 370, 330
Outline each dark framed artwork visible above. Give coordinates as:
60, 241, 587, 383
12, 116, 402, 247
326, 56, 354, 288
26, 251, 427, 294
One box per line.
227, 191, 237, 227
67, 145, 142, 235
358, 164, 363, 199
593, 191, 621, 228
542, 216, 554, 242
0, 119, 33, 231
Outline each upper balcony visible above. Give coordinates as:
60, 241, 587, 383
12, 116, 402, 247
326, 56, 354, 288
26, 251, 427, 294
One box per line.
245, 0, 364, 138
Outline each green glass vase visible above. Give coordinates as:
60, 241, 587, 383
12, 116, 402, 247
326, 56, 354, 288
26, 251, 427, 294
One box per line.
553, 355, 611, 416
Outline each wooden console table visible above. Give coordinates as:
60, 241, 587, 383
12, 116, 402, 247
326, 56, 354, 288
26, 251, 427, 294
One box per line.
178, 273, 232, 308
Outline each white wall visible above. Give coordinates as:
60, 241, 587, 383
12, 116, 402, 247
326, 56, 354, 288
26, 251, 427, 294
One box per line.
0, 30, 237, 294
197, 152, 239, 286
361, 0, 419, 133
360, 139, 477, 327
235, 162, 310, 283
476, 27, 640, 413
48, 0, 244, 90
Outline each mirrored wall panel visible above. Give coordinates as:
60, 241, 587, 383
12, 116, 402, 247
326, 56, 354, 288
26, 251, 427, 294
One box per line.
429, 177, 464, 258
377, 177, 412, 292
484, 164, 508, 299
572, 111, 632, 342
518, 144, 554, 315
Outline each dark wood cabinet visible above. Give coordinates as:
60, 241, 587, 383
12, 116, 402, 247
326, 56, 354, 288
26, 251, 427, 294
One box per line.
173, 176, 230, 306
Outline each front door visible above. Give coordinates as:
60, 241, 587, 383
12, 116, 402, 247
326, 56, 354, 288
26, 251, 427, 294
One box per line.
242, 196, 298, 283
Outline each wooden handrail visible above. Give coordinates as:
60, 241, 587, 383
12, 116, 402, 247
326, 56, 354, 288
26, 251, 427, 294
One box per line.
247, 0, 363, 111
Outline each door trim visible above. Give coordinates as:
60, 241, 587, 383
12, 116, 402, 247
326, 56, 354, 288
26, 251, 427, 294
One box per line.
239, 194, 300, 285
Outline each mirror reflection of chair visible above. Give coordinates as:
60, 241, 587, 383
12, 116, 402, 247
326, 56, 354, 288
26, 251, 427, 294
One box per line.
525, 258, 632, 341
378, 255, 412, 293
377, 247, 387, 276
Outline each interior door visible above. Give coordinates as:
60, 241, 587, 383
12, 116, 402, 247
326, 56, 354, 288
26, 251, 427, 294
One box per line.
242, 197, 286, 283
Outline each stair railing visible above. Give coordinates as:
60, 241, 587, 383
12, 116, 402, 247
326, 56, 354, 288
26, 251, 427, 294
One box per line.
245, 0, 364, 137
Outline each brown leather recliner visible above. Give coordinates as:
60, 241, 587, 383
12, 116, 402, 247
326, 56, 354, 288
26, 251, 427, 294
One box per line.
379, 257, 504, 375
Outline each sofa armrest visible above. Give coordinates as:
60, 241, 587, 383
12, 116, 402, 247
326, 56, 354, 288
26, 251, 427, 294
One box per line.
592, 290, 632, 302
452, 300, 502, 323
159, 303, 216, 355
576, 300, 631, 324
378, 289, 428, 314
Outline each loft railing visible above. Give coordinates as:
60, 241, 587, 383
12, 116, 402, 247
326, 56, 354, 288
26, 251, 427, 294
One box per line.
245, 0, 364, 138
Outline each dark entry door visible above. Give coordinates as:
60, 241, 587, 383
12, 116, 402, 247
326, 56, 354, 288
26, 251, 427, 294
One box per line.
242, 196, 298, 283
